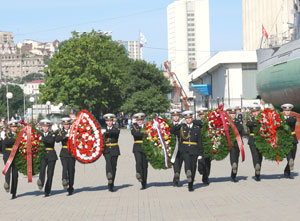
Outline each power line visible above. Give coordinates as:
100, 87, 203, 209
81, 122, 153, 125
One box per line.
14, 7, 165, 37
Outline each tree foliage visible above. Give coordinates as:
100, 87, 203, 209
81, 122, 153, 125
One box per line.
0, 85, 25, 120
40, 30, 130, 114
40, 30, 171, 116
120, 60, 172, 115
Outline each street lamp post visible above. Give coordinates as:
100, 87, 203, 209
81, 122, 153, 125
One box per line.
6, 92, 13, 121
29, 97, 35, 123
46, 101, 51, 115
240, 94, 243, 109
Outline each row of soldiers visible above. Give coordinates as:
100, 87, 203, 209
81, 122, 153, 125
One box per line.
0, 103, 297, 198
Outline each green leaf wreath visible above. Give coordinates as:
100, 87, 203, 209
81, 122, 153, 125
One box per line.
142, 116, 176, 169
254, 109, 293, 161
202, 109, 236, 161
14, 126, 46, 175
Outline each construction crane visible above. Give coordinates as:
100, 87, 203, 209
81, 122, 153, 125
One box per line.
164, 61, 190, 110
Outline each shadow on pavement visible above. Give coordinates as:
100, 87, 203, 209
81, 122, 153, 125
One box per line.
209, 176, 248, 183
17, 190, 45, 198
74, 184, 133, 193
256, 172, 299, 180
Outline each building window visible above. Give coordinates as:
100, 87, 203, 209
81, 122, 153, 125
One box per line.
188, 33, 195, 36
187, 23, 194, 26
188, 38, 195, 42
187, 28, 194, 31
188, 43, 195, 46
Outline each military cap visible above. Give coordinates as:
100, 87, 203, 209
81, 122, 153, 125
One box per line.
40, 119, 52, 126
182, 110, 194, 118
170, 109, 181, 116
133, 113, 145, 120
103, 113, 116, 121
249, 104, 261, 112
8, 120, 20, 127
197, 107, 208, 115
281, 103, 294, 111
235, 106, 242, 111
61, 117, 72, 124
226, 107, 236, 114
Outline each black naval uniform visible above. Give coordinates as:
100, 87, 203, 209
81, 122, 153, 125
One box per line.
2, 131, 18, 198
179, 123, 203, 191
103, 125, 120, 191
170, 121, 183, 186
230, 116, 243, 182
131, 123, 148, 189
56, 128, 76, 194
39, 131, 58, 196
284, 116, 298, 178
247, 117, 262, 181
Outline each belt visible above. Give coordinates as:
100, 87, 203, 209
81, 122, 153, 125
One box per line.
291, 132, 296, 135
250, 133, 254, 136
62, 146, 68, 149
182, 141, 198, 145
46, 148, 54, 151
105, 143, 118, 146
134, 140, 143, 144
5, 148, 12, 151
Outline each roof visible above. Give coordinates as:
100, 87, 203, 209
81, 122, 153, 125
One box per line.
26, 80, 44, 84
190, 50, 257, 82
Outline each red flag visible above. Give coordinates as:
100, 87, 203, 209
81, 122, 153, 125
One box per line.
262, 25, 268, 38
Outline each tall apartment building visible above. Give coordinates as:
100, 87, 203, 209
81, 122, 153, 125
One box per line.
242, 0, 296, 50
119, 40, 142, 60
0, 31, 14, 45
167, 0, 210, 96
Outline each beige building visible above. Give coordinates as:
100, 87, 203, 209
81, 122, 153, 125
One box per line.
242, 0, 296, 50
17, 39, 59, 58
24, 80, 44, 95
0, 54, 45, 78
119, 40, 143, 60
0, 31, 14, 45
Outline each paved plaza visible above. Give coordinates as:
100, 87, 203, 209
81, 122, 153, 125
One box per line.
0, 129, 300, 220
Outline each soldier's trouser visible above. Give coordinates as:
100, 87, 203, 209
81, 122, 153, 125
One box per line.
284, 143, 297, 176
249, 144, 262, 169
4, 156, 18, 195
134, 152, 148, 183
173, 152, 183, 175
60, 157, 76, 189
182, 153, 198, 183
198, 157, 211, 180
39, 158, 56, 194
104, 154, 118, 184
230, 143, 240, 167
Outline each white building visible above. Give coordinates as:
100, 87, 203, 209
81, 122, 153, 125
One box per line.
24, 80, 44, 95
190, 51, 259, 109
119, 40, 142, 60
242, 0, 296, 50
167, 0, 210, 96
17, 39, 59, 58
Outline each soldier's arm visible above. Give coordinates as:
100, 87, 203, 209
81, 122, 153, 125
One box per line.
55, 130, 64, 142
131, 125, 142, 136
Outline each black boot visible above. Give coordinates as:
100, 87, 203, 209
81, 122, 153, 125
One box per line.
255, 174, 261, 182
202, 175, 210, 185
231, 171, 237, 183
68, 187, 74, 195
188, 182, 194, 192
108, 184, 114, 192
11, 194, 16, 199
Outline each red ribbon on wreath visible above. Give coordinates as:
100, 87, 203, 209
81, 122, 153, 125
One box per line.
218, 104, 245, 162
2, 125, 33, 182
267, 111, 280, 164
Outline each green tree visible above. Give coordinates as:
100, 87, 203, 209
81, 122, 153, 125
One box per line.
22, 73, 44, 84
0, 85, 26, 120
120, 60, 172, 115
39, 30, 130, 114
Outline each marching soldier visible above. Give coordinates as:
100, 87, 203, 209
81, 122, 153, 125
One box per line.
55, 117, 76, 195
37, 119, 59, 197
131, 113, 148, 189
169, 109, 183, 187
246, 104, 262, 181
2, 120, 20, 199
227, 107, 243, 182
281, 104, 298, 178
103, 113, 120, 192
196, 107, 210, 185
179, 111, 204, 191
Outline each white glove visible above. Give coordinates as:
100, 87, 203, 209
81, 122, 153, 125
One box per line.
51, 124, 59, 132
179, 118, 186, 124
197, 156, 202, 160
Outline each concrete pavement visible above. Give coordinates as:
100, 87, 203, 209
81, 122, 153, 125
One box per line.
0, 129, 300, 220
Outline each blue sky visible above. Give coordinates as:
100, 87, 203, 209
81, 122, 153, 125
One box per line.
1, 0, 242, 67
